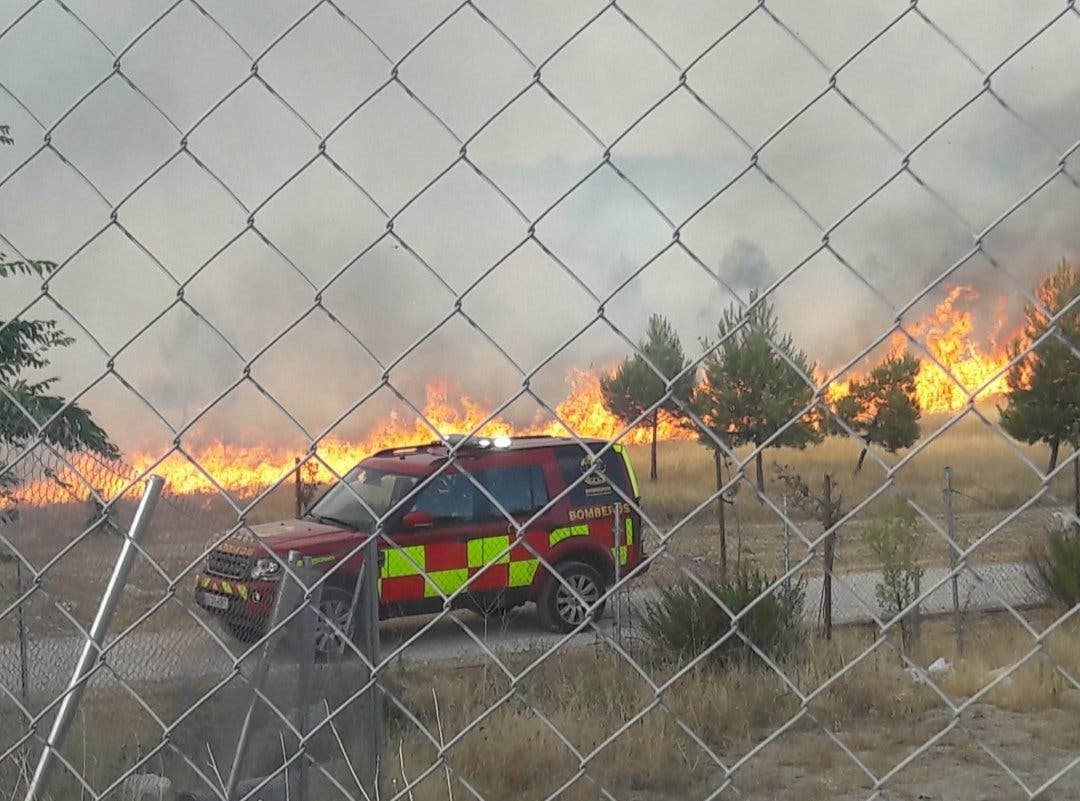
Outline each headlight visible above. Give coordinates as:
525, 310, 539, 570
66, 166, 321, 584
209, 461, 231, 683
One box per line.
251, 558, 282, 580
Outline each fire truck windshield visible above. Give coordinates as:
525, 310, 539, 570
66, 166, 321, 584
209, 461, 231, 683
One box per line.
306, 468, 419, 530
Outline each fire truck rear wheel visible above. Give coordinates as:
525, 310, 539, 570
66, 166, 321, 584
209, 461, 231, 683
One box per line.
537, 560, 606, 633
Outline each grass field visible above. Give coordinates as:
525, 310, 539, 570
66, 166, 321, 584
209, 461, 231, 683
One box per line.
2, 609, 1077, 800
625, 410, 1075, 523
621, 411, 1077, 578
1, 410, 1078, 799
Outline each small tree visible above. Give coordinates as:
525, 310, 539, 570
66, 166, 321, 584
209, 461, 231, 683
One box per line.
775, 466, 843, 640
999, 262, 1080, 513
861, 498, 924, 653
835, 351, 921, 472
695, 291, 822, 493
1, 127, 119, 524
600, 314, 693, 482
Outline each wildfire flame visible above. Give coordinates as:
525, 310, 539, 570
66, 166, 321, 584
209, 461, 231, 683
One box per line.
6, 285, 1023, 504
6, 368, 692, 502
825, 285, 1018, 413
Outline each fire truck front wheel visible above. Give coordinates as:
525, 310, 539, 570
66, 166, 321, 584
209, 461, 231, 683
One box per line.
313, 586, 356, 659
537, 561, 606, 633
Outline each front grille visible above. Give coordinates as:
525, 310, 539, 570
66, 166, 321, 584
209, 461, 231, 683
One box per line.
206, 550, 252, 580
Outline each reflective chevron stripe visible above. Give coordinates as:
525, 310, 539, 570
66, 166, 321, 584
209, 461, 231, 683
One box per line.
549, 525, 589, 548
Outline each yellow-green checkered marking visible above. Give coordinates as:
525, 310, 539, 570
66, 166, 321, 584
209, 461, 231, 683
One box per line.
508, 559, 539, 587
467, 535, 510, 568
382, 545, 425, 578
424, 568, 469, 597
549, 525, 589, 548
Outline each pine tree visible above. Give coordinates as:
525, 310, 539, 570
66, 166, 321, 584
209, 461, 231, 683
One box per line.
694, 291, 822, 492
600, 314, 693, 481
999, 262, 1079, 473
835, 351, 921, 472
999, 262, 1079, 515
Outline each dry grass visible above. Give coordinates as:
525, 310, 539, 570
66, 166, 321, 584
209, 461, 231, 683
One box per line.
624, 411, 1077, 577
627, 411, 1075, 523
0, 482, 300, 641
379, 610, 1080, 800
3, 609, 1077, 800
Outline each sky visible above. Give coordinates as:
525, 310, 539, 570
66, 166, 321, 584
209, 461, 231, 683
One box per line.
1, 0, 1079, 455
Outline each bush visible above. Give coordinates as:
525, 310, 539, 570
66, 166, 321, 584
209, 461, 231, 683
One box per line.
643, 566, 804, 667
862, 498, 924, 652
1029, 525, 1080, 608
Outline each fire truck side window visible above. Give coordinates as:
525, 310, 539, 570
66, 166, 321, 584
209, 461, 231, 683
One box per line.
409, 472, 475, 524
473, 465, 550, 521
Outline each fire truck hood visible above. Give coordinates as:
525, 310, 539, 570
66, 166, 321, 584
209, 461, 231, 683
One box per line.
239, 519, 358, 553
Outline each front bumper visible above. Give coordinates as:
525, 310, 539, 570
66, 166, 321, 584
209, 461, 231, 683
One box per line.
194, 573, 278, 619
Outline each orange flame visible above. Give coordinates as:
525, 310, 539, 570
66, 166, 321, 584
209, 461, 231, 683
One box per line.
7, 368, 692, 502
825, 286, 1019, 413
8, 286, 1025, 504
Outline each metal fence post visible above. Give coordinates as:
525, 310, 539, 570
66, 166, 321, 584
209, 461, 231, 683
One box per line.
15, 556, 29, 708
224, 548, 305, 801
295, 457, 303, 519
945, 466, 963, 658
293, 555, 318, 801
612, 500, 621, 643
822, 474, 834, 641
782, 494, 790, 595
345, 530, 383, 798
24, 475, 163, 801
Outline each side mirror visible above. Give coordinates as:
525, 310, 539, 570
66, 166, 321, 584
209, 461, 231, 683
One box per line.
401, 510, 434, 529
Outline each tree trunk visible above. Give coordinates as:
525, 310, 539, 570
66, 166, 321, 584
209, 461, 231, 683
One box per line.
1048, 437, 1060, 472
649, 411, 658, 482
755, 449, 765, 496
855, 444, 868, 473
715, 450, 727, 580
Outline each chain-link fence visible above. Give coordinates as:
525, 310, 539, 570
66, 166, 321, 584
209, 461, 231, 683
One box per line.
2, 2, 1080, 800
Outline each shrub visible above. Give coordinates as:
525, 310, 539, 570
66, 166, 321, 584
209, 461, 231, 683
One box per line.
861, 498, 924, 652
1028, 525, 1080, 608
643, 566, 804, 667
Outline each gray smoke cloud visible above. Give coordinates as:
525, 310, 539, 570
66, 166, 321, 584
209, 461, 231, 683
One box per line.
2, 1, 1079, 455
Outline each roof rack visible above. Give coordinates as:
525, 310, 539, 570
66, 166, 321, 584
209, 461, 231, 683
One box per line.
368, 444, 427, 458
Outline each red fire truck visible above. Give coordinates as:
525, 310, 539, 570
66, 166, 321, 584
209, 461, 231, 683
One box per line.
195, 436, 645, 651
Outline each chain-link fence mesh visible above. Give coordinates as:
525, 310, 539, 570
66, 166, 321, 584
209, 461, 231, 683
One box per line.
2, 1, 1080, 799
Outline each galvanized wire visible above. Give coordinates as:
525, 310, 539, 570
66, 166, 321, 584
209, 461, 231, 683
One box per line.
0, 2, 1079, 800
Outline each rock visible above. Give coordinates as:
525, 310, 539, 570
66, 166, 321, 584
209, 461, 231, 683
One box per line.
122, 773, 173, 800
905, 667, 926, 685
987, 666, 1014, 686
928, 657, 952, 675
179, 774, 288, 801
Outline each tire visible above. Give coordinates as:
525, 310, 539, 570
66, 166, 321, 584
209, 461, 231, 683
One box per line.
312, 586, 356, 659
536, 561, 606, 633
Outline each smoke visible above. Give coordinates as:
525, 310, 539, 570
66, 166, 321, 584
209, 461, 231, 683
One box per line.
2, 3, 1079, 454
